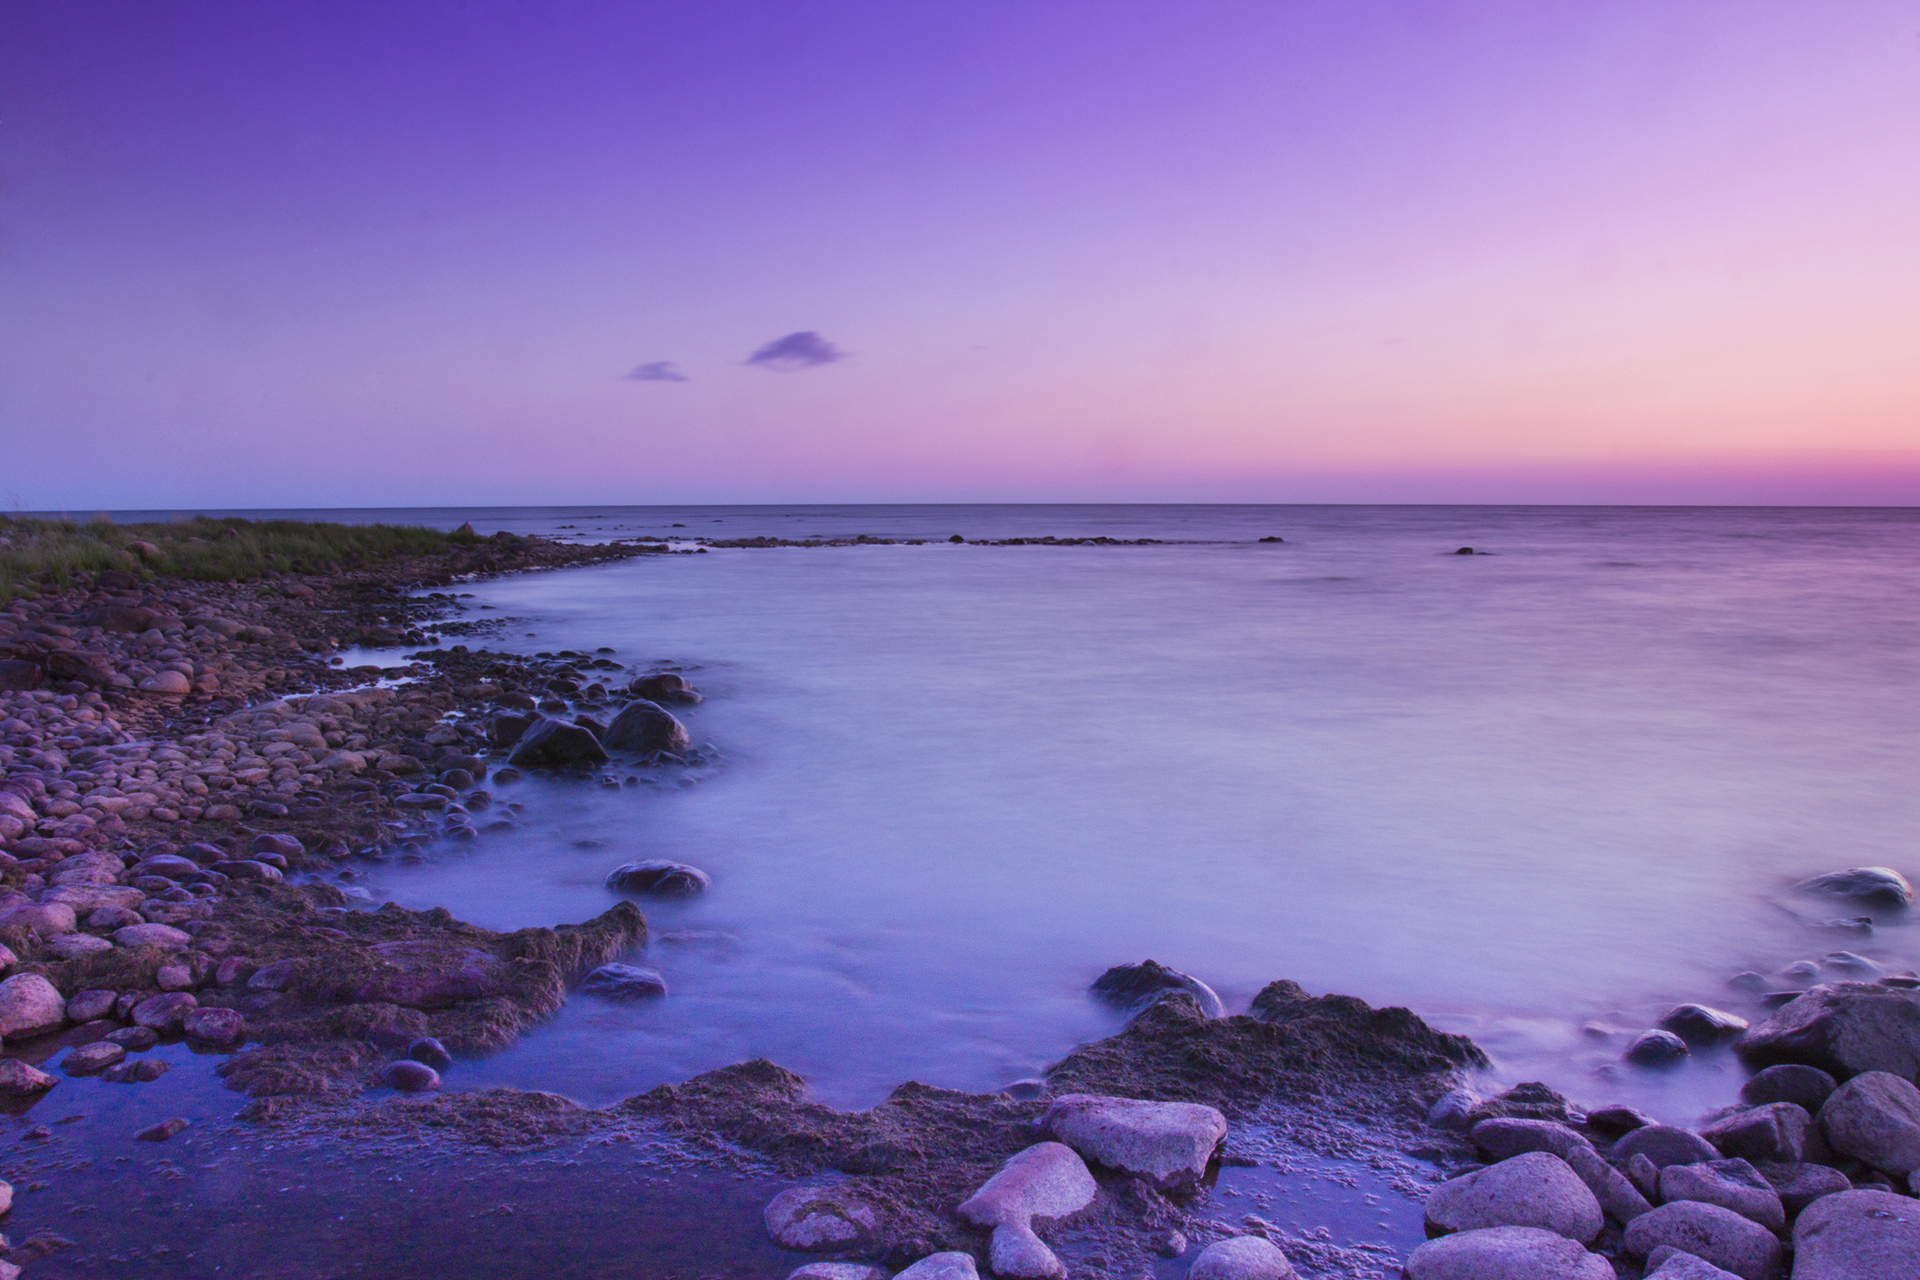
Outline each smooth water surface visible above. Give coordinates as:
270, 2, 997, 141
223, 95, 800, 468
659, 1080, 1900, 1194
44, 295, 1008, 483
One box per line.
314, 506, 1919, 1118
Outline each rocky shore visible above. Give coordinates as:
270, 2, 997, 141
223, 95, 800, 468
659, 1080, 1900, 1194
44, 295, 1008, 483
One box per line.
1, 528, 1917, 1279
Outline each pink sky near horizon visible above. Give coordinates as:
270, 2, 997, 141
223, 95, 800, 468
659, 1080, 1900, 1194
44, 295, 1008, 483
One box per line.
3, 0, 1919, 508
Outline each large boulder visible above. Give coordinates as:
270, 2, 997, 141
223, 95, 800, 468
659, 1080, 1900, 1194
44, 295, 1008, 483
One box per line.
1424, 1152, 1603, 1242
1754, 1161, 1850, 1221
1404, 1226, 1612, 1280
1796, 867, 1914, 909
1090, 960, 1225, 1019
0, 973, 67, 1039
1623, 1201, 1785, 1280
1791, 1189, 1920, 1279
1561, 1144, 1654, 1223
600, 699, 690, 754
1614, 1125, 1720, 1169
1739, 1064, 1836, 1112
0, 1058, 58, 1096
1818, 1070, 1920, 1173
1657, 1159, 1785, 1234
1187, 1236, 1297, 1280
1701, 1102, 1811, 1164
763, 1185, 878, 1251
1471, 1118, 1594, 1162
506, 717, 609, 768
629, 672, 702, 705
1735, 982, 1920, 1080
1042, 1093, 1227, 1187
957, 1142, 1096, 1280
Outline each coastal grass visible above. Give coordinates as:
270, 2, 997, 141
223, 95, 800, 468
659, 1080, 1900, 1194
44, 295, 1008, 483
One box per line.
0, 514, 480, 601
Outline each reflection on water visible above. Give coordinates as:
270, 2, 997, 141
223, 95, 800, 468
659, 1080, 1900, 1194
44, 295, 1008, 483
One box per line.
335, 506, 1920, 1122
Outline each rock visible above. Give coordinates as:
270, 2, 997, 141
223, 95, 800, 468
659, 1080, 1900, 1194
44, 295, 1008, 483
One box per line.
1792, 1188, 1920, 1278
1629, 1153, 1663, 1201
0, 972, 67, 1039
958, 1142, 1096, 1280
103, 1057, 169, 1083
1727, 972, 1774, 996
0, 659, 41, 691
62, 1041, 126, 1074
1404, 1226, 1612, 1280
135, 854, 203, 880
0, 1058, 58, 1096
114, 922, 192, 949
138, 670, 191, 695
893, 1255, 977, 1280
1042, 1092, 1227, 1187
488, 713, 533, 748
406, 1036, 453, 1071
137, 1117, 191, 1141
130, 991, 197, 1031
1797, 867, 1915, 909
1471, 1118, 1594, 1162
763, 1185, 879, 1250
355, 941, 512, 1008
1660, 1005, 1750, 1046
105, 1026, 159, 1050
600, 699, 691, 754
1754, 1161, 1850, 1220
209, 859, 283, 882
1089, 959, 1226, 1019
1702, 1103, 1811, 1163
0, 901, 77, 936
379, 1059, 441, 1092
1561, 1144, 1653, 1223
182, 1006, 245, 1045
579, 963, 667, 1000
1735, 982, 1920, 1082
48, 933, 114, 960
788, 1267, 888, 1280
1627, 1029, 1692, 1066
1818, 1070, 1920, 1173
253, 832, 304, 858
65, 989, 116, 1022
1658, 1159, 1786, 1234
1615, 1125, 1724, 1169
1187, 1235, 1298, 1280
1739, 1064, 1837, 1111
1643, 1251, 1742, 1279
1823, 951, 1882, 977
1623, 1201, 1784, 1280
506, 717, 609, 768
1586, 1104, 1656, 1136
630, 672, 702, 704
1425, 1152, 1604, 1242
604, 860, 711, 897
1428, 1089, 1478, 1131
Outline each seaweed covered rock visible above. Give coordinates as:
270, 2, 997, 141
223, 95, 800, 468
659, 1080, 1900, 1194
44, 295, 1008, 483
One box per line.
1089, 959, 1223, 1019
605, 861, 710, 897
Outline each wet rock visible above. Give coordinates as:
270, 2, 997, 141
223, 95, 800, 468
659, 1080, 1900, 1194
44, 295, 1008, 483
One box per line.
579, 963, 667, 1001
103, 1057, 170, 1083
1701, 1102, 1811, 1164
1404, 1226, 1612, 1280
1425, 1151, 1604, 1242
1584, 1104, 1653, 1137
1734, 982, 1920, 1080
1797, 867, 1915, 909
105, 1026, 158, 1050
630, 672, 702, 705
763, 1184, 879, 1250
788, 1267, 888, 1280
183, 1007, 245, 1045
0, 1058, 57, 1096
958, 1141, 1096, 1279
137, 1117, 191, 1141
1562, 1144, 1653, 1223
210, 859, 283, 882
1089, 959, 1224, 1019
601, 698, 691, 754
1000, 1078, 1048, 1100
138, 670, 191, 694
355, 941, 512, 1008
604, 860, 711, 897
0, 972, 67, 1039
130, 991, 198, 1031
1739, 1064, 1836, 1111
379, 1060, 441, 1092
1658, 1159, 1786, 1234
64, 989, 116, 1022
1792, 1188, 1920, 1278
1428, 1089, 1477, 1131
1614, 1125, 1721, 1169
1754, 1160, 1850, 1220
1629, 1153, 1663, 1201
893, 1255, 977, 1280
1623, 1201, 1784, 1280
1822, 951, 1881, 977
1643, 1251, 1741, 1279
1727, 972, 1774, 997
1042, 1092, 1227, 1187
506, 717, 609, 768
488, 713, 533, 747
1660, 1005, 1750, 1046
1470, 1118, 1594, 1162
1818, 1070, 1920, 1173
1627, 1029, 1691, 1066
1187, 1235, 1298, 1280
406, 1036, 453, 1071
61, 1041, 126, 1074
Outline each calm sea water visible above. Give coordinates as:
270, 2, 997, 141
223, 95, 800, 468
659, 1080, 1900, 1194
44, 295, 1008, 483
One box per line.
136, 506, 1920, 1120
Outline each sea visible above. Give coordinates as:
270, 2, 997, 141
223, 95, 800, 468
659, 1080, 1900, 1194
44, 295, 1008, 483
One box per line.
108, 504, 1920, 1124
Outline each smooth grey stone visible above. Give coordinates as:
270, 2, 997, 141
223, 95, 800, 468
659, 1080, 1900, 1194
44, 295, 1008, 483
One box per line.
1043, 1092, 1226, 1187
1643, 1248, 1741, 1279
1658, 1159, 1785, 1234
1561, 1143, 1653, 1223
1818, 1070, 1920, 1174
1615, 1125, 1720, 1169
1404, 1226, 1612, 1280
763, 1185, 878, 1251
1739, 1064, 1836, 1111
1186, 1236, 1298, 1280
1627, 1030, 1691, 1066
600, 698, 690, 754
1736, 982, 1920, 1080
1470, 1118, 1594, 1162
1585, 1103, 1655, 1136
1424, 1152, 1603, 1242
1754, 1160, 1851, 1221
604, 860, 710, 897
578, 963, 667, 1001
1701, 1102, 1811, 1164
1624, 1201, 1784, 1280
1792, 1189, 1920, 1279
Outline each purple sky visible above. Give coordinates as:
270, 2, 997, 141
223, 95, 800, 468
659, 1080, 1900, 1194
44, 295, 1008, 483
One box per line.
4, 0, 1918, 508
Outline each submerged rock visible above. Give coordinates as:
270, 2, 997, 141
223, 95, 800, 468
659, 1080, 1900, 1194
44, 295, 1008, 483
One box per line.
579, 963, 667, 1001
506, 717, 609, 768
605, 860, 711, 897
379, 1060, 442, 1092
1042, 1092, 1227, 1186
1090, 959, 1224, 1019
601, 698, 691, 754
1626, 1029, 1691, 1066
1796, 867, 1914, 909
630, 672, 703, 705
1659, 1005, 1750, 1046
1425, 1152, 1603, 1242
1404, 1226, 1611, 1280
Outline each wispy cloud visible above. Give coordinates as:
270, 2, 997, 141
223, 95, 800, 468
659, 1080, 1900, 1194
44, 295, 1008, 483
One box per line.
746, 331, 844, 370
626, 361, 689, 382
